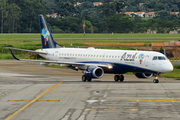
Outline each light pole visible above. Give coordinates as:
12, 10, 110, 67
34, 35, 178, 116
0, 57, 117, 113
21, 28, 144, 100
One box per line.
83, 21, 85, 37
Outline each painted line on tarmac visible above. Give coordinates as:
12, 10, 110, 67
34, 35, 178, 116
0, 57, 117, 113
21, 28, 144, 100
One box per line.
127, 109, 139, 111
6, 81, 63, 120
85, 109, 115, 111
131, 99, 180, 102
8, 100, 60, 102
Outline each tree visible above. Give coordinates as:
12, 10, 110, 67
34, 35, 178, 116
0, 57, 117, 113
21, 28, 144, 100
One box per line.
55, 0, 79, 17
0, 0, 8, 33
155, 10, 173, 20
99, 0, 116, 18
103, 14, 133, 33
113, 0, 128, 13
159, 47, 164, 54
19, 0, 47, 33
7, 3, 21, 33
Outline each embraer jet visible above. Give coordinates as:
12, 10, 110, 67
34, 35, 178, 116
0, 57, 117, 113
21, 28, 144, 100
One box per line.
6, 15, 173, 83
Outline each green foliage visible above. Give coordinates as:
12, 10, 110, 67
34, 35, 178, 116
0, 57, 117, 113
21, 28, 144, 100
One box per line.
1, 0, 180, 33
159, 47, 164, 54
50, 26, 64, 33
174, 65, 180, 69
0, 0, 47, 33
160, 65, 180, 78
45, 64, 68, 69
0, 53, 13, 59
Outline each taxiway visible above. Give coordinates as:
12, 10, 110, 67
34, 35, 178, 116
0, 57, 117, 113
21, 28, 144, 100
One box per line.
0, 60, 180, 120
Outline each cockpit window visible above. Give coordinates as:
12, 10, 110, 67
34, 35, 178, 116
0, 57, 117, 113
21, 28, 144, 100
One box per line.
158, 56, 166, 60
153, 56, 157, 60
153, 56, 166, 60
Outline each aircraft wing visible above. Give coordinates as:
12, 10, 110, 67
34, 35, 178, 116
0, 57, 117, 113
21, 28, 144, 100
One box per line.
5, 47, 47, 54
8, 48, 110, 68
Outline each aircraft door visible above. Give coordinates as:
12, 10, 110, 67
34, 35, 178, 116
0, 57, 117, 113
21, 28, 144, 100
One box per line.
54, 51, 59, 61
144, 55, 149, 67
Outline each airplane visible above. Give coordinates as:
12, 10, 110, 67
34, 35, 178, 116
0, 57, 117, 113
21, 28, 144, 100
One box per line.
6, 14, 173, 83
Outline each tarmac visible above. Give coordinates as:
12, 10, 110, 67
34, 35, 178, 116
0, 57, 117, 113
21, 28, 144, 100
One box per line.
0, 60, 180, 120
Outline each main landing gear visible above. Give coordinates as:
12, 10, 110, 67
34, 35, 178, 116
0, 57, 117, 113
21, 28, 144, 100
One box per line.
114, 75, 124, 82
82, 75, 92, 82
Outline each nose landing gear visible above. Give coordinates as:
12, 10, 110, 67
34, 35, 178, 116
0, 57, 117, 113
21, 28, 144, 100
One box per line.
153, 74, 159, 83
153, 77, 159, 83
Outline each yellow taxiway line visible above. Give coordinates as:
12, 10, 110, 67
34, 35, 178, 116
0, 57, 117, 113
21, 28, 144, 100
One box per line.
6, 81, 63, 120
8, 100, 59, 102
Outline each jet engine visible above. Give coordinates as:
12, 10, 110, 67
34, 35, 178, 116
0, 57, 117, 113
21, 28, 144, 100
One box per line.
134, 73, 153, 79
85, 67, 104, 79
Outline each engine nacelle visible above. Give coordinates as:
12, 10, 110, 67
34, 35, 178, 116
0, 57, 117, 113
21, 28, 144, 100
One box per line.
134, 73, 153, 79
85, 67, 104, 79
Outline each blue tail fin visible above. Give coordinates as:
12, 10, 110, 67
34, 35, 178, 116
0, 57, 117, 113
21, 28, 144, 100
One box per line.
38, 14, 61, 49
164, 49, 168, 59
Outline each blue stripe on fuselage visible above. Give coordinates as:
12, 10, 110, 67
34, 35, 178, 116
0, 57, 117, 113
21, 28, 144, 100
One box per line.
79, 61, 157, 74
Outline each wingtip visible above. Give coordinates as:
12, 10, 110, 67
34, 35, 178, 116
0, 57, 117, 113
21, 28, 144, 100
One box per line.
8, 48, 19, 60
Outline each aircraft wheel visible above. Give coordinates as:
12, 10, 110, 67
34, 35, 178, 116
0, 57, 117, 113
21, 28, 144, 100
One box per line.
87, 78, 92, 82
82, 75, 87, 82
153, 79, 159, 83
120, 75, 124, 82
114, 75, 120, 82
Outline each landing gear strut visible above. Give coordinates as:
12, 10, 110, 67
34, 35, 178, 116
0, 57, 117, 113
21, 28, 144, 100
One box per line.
114, 75, 124, 82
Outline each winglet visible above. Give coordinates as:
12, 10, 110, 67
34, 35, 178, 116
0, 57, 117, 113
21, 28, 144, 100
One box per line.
8, 48, 19, 60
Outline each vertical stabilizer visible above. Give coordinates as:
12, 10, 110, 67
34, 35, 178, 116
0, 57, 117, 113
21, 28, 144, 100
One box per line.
38, 14, 61, 49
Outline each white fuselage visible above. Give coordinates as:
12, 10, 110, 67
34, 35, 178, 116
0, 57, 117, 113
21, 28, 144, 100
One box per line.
39, 47, 173, 74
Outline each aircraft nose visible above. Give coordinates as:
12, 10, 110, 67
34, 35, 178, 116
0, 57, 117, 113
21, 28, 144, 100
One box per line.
166, 62, 173, 72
